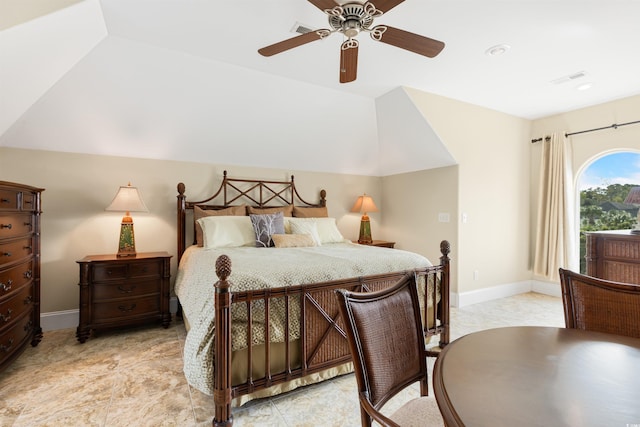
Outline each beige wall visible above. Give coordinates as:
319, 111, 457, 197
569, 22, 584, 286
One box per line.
381, 166, 459, 291
530, 94, 640, 273
0, 147, 381, 313
403, 89, 532, 293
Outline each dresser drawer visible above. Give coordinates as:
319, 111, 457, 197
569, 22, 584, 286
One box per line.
21, 193, 36, 212
0, 310, 32, 366
0, 259, 34, 299
93, 278, 160, 301
0, 237, 33, 267
0, 284, 33, 330
0, 189, 19, 211
0, 214, 34, 239
92, 295, 160, 323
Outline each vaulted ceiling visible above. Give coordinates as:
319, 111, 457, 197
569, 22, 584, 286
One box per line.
2, 0, 639, 175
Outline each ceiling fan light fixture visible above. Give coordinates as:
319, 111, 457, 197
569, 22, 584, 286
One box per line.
485, 44, 510, 56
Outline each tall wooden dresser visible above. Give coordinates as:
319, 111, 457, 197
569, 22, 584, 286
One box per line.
0, 181, 44, 372
585, 230, 640, 283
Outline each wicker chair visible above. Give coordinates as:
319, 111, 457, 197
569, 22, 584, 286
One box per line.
335, 274, 443, 427
559, 268, 640, 338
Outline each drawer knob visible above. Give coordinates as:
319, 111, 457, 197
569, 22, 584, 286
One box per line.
1, 279, 12, 291
0, 198, 9, 204
0, 223, 12, 229
118, 303, 137, 313
24, 295, 33, 305
117, 285, 136, 294
0, 337, 14, 352
23, 246, 32, 251
24, 200, 33, 205
24, 270, 32, 279
2, 252, 11, 257
0, 308, 12, 323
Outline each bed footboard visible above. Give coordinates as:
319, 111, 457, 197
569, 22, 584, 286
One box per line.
211, 241, 451, 427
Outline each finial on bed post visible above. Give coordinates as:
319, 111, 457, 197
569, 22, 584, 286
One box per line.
213, 254, 233, 427
439, 240, 451, 349
319, 189, 327, 207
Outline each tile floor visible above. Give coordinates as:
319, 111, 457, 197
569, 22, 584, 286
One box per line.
0, 292, 564, 426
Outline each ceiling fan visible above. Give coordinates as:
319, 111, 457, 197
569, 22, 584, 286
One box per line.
258, 0, 445, 83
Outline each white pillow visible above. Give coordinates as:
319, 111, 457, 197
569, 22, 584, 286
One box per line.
287, 217, 345, 245
288, 218, 322, 246
196, 216, 255, 248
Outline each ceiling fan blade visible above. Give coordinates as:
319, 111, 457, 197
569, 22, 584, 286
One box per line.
307, 0, 338, 11
258, 31, 325, 57
373, 25, 445, 58
339, 41, 358, 83
372, 0, 406, 13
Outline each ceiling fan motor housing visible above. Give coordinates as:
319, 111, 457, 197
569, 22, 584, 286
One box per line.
328, 3, 375, 38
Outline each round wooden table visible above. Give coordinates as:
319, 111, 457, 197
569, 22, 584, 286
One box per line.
433, 326, 640, 427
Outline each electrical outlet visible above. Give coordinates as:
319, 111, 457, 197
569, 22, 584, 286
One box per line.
438, 213, 450, 222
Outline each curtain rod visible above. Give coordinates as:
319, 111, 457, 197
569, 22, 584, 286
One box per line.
531, 119, 640, 143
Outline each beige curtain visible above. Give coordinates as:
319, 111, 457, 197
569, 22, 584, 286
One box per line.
534, 133, 577, 281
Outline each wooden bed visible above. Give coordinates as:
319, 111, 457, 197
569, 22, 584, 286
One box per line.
176, 171, 451, 426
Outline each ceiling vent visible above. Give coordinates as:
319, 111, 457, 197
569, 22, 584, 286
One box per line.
291, 22, 313, 34
550, 71, 587, 85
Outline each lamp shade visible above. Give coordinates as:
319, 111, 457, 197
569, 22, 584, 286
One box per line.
106, 183, 147, 257
105, 184, 148, 213
350, 194, 379, 214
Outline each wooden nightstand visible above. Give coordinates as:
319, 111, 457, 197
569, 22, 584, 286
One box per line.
353, 240, 396, 248
76, 252, 171, 343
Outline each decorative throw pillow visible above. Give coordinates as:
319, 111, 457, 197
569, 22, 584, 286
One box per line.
247, 205, 294, 217
197, 216, 255, 248
292, 206, 328, 218
272, 233, 317, 248
288, 218, 322, 246
194, 205, 246, 247
288, 217, 345, 245
250, 212, 285, 248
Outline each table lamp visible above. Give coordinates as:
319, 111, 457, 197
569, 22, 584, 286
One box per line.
624, 186, 640, 234
105, 183, 148, 257
351, 194, 378, 244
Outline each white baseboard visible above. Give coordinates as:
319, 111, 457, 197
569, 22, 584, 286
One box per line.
453, 279, 560, 308
41, 297, 181, 332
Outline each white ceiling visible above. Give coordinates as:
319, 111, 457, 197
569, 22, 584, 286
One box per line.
98, 0, 640, 120
1, 0, 640, 176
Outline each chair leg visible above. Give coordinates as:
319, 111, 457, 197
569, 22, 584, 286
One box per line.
420, 377, 429, 396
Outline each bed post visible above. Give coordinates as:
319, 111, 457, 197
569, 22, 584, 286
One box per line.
177, 183, 186, 261
439, 240, 451, 348
213, 255, 234, 427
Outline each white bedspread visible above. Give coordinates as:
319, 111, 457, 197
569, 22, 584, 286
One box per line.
174, 242, 432, 394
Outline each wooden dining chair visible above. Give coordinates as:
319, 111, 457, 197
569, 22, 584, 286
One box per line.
559, 268, 640, 338
335, 274, 443, 427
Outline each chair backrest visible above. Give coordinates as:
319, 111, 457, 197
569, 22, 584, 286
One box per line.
335, 273, 428, 412
559, 268, 640, 338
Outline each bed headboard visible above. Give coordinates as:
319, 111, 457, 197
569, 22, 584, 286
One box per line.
177, 170, 327, 261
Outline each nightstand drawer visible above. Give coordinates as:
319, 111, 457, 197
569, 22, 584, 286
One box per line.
0, 214, 33, 239
93, 278, 160, 301
0, 259, 33, 299
92, 295, 160, 323
92, 263, 128, 282
129, 260, 162, 278
0, 284, 33, 330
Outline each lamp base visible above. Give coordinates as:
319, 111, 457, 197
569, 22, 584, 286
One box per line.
357, 218, 373, 245
117, 222, 137, 257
